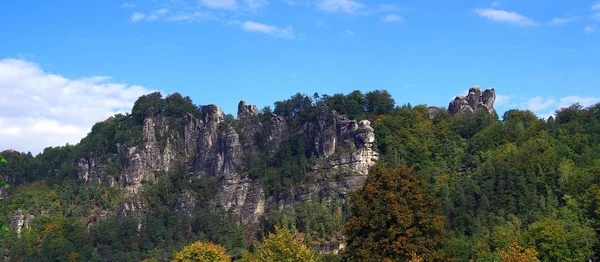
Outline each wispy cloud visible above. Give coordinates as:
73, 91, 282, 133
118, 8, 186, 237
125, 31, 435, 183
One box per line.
518, 95, 600, 119
344, 29, 355, 36
201, 0, 237, 10
147, 8, 169, 21
593, 2, 600, 11
548, 17, 578, 26
129, 9, 170, 22
241, 21, 295, 38
121, 2, 135, 8
584, 25, 595, 33
130, 12, 146, 22
244, 0, 267, 12
317, 0, 364, 14
495, 94, 510, 106
130, 8, 215, 23
381, 14, 403, 23
474, 8, 537, 26
526, 96, 556, 111
165, 11, 216, 22
0, 59, 152, 154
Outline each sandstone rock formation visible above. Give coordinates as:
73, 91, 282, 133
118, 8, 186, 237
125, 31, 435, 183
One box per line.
77, 100, 378, 226
9, 209, 35, 237
448, 85, 496, 115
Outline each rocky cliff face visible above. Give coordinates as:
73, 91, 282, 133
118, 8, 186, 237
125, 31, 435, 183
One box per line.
448, 86, 496, 115
9, 209, 35, 237
77, 101, 378, 225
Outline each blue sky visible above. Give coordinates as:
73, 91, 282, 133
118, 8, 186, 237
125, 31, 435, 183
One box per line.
1, 0, 599, 153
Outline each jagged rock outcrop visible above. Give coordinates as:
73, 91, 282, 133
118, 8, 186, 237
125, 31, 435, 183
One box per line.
448, 85, 496, 115
427, 106, 443, 120
0, 174, 14, 200
9, 209, 34, 237
237, 100, 259, 121
175, 190, 197, 217
77, 100, 377, 226
269, 109, 379, 208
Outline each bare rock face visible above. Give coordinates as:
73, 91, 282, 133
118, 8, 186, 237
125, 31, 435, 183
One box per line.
237, 100, 259, 121
175, 190, 197, 217
427, 107, 443, 120
9, 209, 34, 237
449, 85, 496, 115
268, 116, 288, 152
76, 100, 377, 226
0, 174, 14, 200
275, 110, 379, 207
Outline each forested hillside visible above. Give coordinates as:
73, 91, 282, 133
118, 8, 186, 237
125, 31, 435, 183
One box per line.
1, 88, 599, 261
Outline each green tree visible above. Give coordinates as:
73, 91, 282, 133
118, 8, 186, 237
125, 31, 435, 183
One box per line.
365, 90, 395, 115
343, 164, 447, 261
241, 227, 317, 262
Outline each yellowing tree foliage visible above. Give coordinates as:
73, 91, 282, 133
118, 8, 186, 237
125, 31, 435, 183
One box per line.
172, 241, 231, 262
499, 240, 540, 262
241, 227, 317, 262
343, 164, 447, 261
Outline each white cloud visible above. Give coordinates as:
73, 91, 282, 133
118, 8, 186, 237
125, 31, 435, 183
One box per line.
382, 14, 403, 23
130, 12, 146, 22
244, 0, 267, 11
519, 95, 600, 119
146, 8, 169, 21
130, 9, 210, 23
317, 0, 364, 14
0, 59, 152, 154
495, 94, 510, 106
474, 8, 537, 26
344, 29, 355, 36
558, 96, 600, 108
201, 0, 237, 9
241, 21, 295, 38
584, 25, 595, 33
165, 11, 215, 22
593, 2, 600, 11
121, 2, 135, 8
548, 17, 578, 26
526, 96, 556, 111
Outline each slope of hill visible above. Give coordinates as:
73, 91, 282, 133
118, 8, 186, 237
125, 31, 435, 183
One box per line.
2, 87, 600, 261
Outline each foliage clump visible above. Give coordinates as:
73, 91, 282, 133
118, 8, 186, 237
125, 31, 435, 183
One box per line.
173, 241, 231, 262
241, 227, 317, 262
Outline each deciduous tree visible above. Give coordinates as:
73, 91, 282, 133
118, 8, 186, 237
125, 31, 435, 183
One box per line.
343, 164, 447, 261
172, 241, 231, 262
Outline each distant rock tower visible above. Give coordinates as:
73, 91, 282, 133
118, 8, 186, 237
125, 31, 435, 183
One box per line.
448, 85, 496, 115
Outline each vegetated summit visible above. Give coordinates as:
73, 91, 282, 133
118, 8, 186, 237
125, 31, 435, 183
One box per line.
2, 86, 600, 262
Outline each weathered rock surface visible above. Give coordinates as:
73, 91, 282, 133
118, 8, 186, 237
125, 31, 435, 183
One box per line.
0, 174, 14, 200
9, 209, 35, 237
448, 86, 496, 115
77, 101, 378, 226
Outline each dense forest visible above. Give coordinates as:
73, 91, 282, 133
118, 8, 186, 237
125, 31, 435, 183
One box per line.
1, 89, 600, 261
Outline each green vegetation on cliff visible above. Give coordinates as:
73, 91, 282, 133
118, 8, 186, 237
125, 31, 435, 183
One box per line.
1, 90, 600, 261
